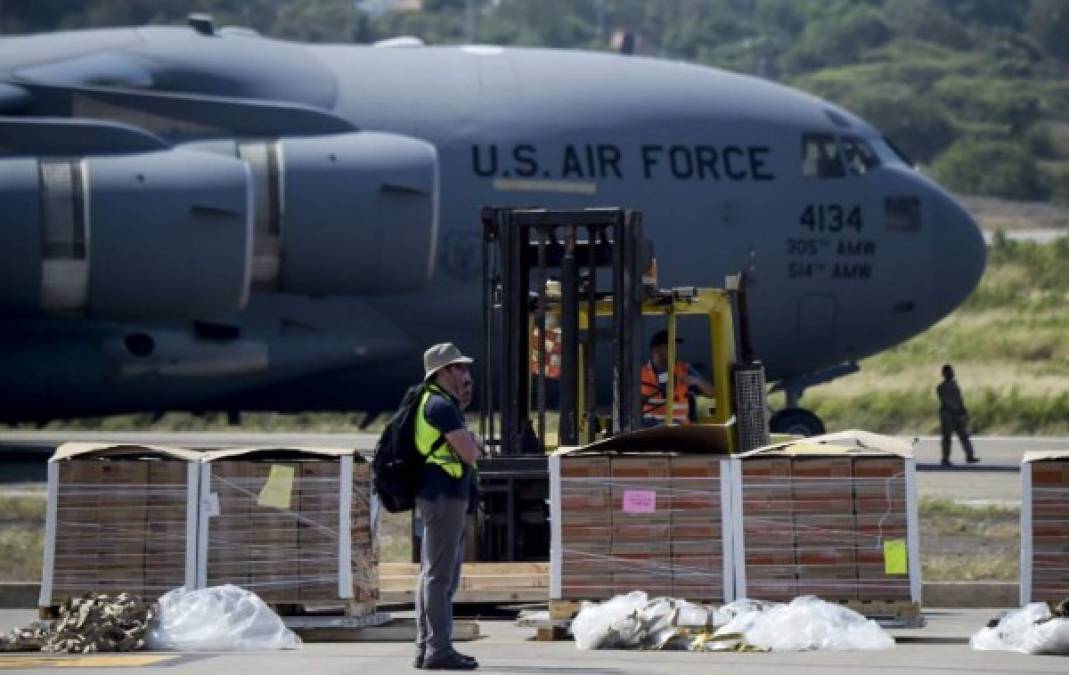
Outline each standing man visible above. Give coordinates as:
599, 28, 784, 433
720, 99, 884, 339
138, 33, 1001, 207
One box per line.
937, 364, 979, 467
640, 329, 716, 426
414, 343, 481, 670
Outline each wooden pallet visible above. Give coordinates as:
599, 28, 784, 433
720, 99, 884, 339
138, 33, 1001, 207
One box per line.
379, 562, 549, 604
532, 596, 922, 640
548, 599, 585, 620
39, 598, 378, 621
288, 617, 480, 643
526, 599, 586, 641
269, 600, 378, 618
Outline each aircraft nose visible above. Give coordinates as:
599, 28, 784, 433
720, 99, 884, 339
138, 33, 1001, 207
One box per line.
930, 194, 986, 317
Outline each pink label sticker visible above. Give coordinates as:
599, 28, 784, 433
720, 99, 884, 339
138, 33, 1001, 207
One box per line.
622, 489, 657, 513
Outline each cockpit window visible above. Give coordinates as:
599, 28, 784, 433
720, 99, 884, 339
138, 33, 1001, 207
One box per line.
842, 136, 880, 176
802, 134, 845, 179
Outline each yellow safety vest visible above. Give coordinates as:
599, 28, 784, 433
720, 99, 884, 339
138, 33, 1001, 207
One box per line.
415, 384, 465, 479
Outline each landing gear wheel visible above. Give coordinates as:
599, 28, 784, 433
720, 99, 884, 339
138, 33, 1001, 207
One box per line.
770, 408, 825, 437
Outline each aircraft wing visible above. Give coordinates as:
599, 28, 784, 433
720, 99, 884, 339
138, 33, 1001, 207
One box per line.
10, 81, 357, 141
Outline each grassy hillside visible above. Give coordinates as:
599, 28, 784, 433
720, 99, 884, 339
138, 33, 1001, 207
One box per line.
803, 235, 1069, 434
4, 1, 1069, 204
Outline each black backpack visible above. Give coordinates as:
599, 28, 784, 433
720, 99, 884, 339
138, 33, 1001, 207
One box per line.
371, 383, 445, 513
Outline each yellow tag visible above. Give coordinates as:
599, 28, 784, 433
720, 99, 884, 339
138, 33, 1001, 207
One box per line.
257, 465, 295, 510
884, 538, 908, 575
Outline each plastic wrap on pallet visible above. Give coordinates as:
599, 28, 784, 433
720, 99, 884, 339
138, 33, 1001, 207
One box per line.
40, 444, 201, 608
732, 447, 920, 605
197, 448, 377, 608
550, 452, 732, 603
1020, 454, 1069, 606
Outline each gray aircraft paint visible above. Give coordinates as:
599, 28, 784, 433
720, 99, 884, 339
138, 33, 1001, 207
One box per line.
0, 26, 985, 421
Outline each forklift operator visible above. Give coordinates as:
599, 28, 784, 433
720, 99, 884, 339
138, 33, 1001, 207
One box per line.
641, 329, 716, 426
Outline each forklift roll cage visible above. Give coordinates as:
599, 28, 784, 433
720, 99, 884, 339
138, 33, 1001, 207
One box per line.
479, 206, 745, 456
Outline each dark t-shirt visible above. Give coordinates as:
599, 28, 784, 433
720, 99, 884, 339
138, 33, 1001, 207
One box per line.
418, 388, 474, 502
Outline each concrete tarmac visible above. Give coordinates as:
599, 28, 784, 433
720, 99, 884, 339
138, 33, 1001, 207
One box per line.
912, 436, 1069, 504
2, 608, 1068, 674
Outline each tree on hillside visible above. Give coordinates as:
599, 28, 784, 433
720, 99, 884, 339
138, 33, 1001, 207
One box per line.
1028, 0, 1069, 62
783, 5, 891, 73
933, 140, 1049, 201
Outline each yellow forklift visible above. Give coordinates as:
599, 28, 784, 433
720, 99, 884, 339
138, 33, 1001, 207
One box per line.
472, 207, 771, 562
529, 282, 748, 448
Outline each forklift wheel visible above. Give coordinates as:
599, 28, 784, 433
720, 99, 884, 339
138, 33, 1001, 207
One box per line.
770, 408, 826, 437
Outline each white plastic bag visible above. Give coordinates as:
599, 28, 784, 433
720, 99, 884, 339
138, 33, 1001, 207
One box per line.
713, 596, 894, 651
570, 591, 649, 650
146, 586, 301, 652
970, 604, 1069, 655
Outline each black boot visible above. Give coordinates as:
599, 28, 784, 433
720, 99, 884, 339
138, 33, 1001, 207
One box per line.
423, 652, 478, 670
451, 650, 478, 666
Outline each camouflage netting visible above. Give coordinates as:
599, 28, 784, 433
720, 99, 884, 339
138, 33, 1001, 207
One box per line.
0, 593, 155, 654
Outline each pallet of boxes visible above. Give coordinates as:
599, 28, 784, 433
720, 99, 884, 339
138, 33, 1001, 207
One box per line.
543, 429, 924, 639
41, 444, 379, 625
197, 447, 378, 617
547, 427, 735, 640
41, 444, 201, 616
731, 431, 923, 625
1020, 451, 1069, 607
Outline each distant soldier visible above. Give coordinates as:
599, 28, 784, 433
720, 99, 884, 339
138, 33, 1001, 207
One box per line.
936, 364, 979, 467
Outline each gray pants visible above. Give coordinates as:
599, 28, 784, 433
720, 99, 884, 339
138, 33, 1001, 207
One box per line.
415, 494, 467, 659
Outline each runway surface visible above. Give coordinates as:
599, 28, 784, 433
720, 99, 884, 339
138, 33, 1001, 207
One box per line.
1, 608, 1067, 674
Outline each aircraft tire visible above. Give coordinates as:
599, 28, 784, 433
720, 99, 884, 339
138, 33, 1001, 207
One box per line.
770, 408, 825, 437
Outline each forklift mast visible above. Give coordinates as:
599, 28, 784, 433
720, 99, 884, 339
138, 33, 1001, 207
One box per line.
480, 207, 651, 455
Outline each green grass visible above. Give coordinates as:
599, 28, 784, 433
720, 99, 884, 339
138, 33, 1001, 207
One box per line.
378, 510, 412, 563
808, 236, 1069, 434
0, 494, 45, 582
21, 411, 389, 434
0, 495, 45, 525
918, 497, 1019, 582
0, 528, 44, 582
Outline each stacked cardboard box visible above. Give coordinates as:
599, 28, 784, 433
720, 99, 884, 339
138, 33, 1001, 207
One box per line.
144, 461, 195, 599
853, 456, 911, 601
351, 461, 378, 604
554, 453, 729, 602
557, 456, 612, 599
1025, 457, 1069, 603
668, 456, 725, 600
793, 456, 858, 599
736, 451, 915, 603
738, 457, 796, 601
201, 449, 377, 608
610, 456, 673, 597
44, 445, 196, 607
205, 459, 302, 603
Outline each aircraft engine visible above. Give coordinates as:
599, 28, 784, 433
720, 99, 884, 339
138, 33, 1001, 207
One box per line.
0, 149, 252, 317
191, 132, 439, 295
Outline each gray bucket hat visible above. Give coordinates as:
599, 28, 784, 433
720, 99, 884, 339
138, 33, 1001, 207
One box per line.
423, 342, 474, 381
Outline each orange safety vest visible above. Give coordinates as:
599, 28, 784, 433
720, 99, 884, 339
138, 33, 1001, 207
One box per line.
640, 361, 691, 425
